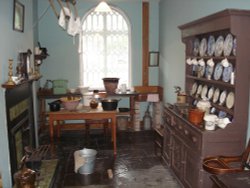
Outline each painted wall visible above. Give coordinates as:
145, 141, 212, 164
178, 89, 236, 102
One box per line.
0, 0, 36, 187
159, 0, 250, 141
38, 0, 159, 89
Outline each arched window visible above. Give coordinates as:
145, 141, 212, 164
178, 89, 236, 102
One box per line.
79, 7, 131, 89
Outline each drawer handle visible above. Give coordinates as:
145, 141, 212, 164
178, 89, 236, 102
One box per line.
184, 130, 189, 135
192, 136, 197, 143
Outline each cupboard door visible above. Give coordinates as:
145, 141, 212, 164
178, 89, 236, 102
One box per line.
171, 134, 183, 178
182, 148, 201, 188
162, 125, 172, 165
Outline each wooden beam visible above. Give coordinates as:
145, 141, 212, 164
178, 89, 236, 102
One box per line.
142, 2, 149, 86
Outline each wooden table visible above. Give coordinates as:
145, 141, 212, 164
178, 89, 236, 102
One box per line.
48, 107, 117, 155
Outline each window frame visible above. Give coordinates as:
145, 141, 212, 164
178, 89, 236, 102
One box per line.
78, 6, 132, 90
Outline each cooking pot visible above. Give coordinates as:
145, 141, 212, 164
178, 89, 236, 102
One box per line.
188, 108, 205, 126
48, 100, 61, 111
101, 99, 120, 111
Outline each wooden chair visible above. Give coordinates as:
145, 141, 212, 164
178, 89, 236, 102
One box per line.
203, 139, 250, 175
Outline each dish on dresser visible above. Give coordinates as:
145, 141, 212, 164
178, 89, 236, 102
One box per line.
207, 87, 214, 100
226, 91, 235, 109
213, 88, 220, 103
193, 38, 200, 56
222, 63, 233, 82
232, 38, 237, 56
223, 33, 233, 56
219, 90, 227, 105
196, 84, 203, 97
191, 82, 198, 96
213, 63, 223, 80
205, 65, 214, 79
201, 85, 208, 99
199, 38, 207, 57
215, 35, 224, 57
198, 64, 206, 77
207, 35, 216, 56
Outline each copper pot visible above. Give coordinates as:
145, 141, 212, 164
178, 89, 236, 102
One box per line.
188, 108, 205, 125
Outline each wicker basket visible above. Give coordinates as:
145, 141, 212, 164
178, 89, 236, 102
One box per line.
102, 78, 119, 94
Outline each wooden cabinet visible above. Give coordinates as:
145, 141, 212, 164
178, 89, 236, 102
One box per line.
163, 9, 250, 188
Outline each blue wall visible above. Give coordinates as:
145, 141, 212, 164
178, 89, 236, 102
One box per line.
159, 0, 250, 141
0, 1, 36, 187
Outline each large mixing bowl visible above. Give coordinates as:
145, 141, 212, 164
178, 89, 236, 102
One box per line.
60, 97, 81, 111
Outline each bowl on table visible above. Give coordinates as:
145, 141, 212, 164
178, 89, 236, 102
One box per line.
60, 97, 81, 111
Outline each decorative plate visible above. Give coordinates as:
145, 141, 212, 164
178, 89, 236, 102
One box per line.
191, 82, 198, 96
205, 65, 214, 79
223, 34, 233, 56
207, 35, 216, 56
196, 84, 203, 97
207, 87, 214, 100
219, 90, 227, 105
233, 38, 237, 56
215, 36, 224, 57
199, 65, 206, 77
213, 88, 220, 103
201, 85, 208, 99
199, 38, 207, 57
213, 63, 223, 80
222, 63, 233, 82
226, 91, 235, 109
193, 38, 200, 56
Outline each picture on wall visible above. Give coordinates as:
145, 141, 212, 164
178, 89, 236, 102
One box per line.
13, 0, 24, 32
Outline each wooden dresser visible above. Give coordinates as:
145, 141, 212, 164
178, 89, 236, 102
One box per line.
163, 9, 250, 188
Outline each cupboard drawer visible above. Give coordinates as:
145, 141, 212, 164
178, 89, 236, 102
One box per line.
173, 118, 201, 152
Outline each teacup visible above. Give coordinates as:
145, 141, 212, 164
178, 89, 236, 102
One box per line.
186, 58, 192, 65
191, 58, 198, 65
221, 58, 229, 67
198, 58, 205, 66
207, 58, 215, 67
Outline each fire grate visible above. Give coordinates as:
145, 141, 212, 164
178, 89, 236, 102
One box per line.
25, 145, 54, 162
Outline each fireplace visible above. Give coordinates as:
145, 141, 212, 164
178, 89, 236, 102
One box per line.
5, 82, 35, 181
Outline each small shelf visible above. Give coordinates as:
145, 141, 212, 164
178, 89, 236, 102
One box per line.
186, 55, 236, 61
2, 76, 42, 89
186, 75, 235, 89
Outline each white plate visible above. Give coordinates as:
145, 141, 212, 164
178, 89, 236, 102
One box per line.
233, 38, 237, 56
222, 63, 233, 82
193, 38, 200, 56
207, 87, 214, 100
213, 88, 220, 103
213, 63, 223, 80
201, 85, 208, 99
191, 82, 198, 96
199, 65, 206, 77
199, 38, 207, 57
196, 84, 203, 97
215, 36, 224, 57
205, 65, 214, 79
219, 90, 227, 105
226, 91, 235, 109
207, 35, 216, 56
223, 34, 233, 56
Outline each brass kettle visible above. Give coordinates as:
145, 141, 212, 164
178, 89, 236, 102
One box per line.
14, 156, 36, 188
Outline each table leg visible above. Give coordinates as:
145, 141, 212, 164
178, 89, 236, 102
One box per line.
112, 115, 117, 155
49, 115, 54, 143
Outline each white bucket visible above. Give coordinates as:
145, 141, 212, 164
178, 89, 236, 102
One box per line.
82, 92, 93, 106
78, 148, 97, 175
